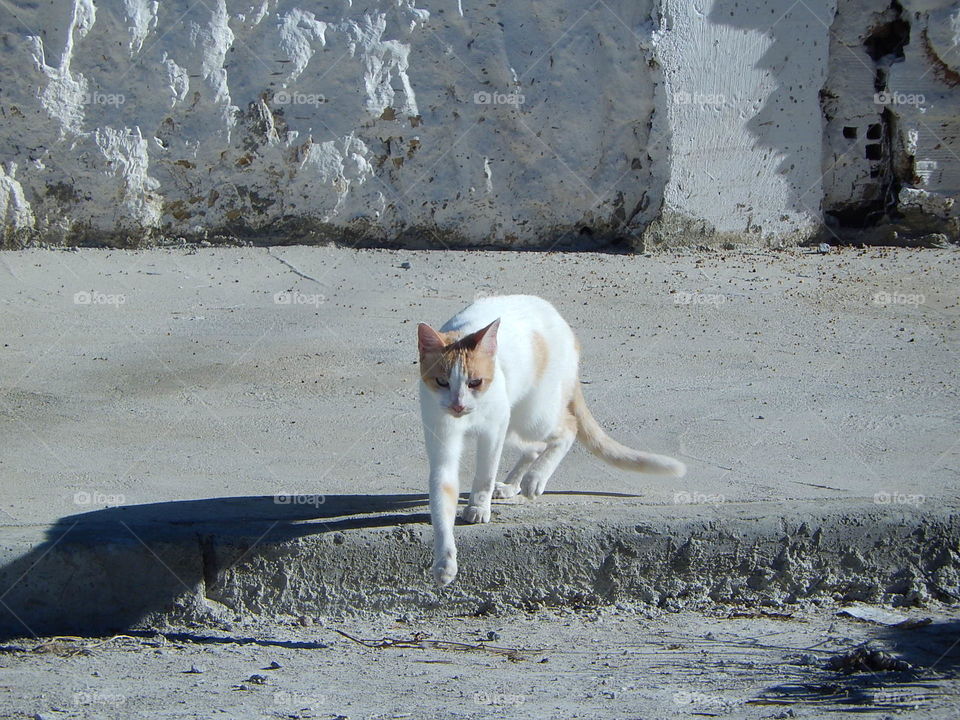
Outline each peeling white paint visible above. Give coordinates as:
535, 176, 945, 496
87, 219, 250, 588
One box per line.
124, 0, 158, 55
278, 10, 328, 85
0, 165, 34, 239
900, 187, 954, 216
0, 0, 956, 246
163, 56, 191, 107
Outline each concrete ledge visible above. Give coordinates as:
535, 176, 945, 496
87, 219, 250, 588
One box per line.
1, 495, 957, 638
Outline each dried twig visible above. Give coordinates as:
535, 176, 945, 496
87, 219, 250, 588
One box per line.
333, 628, 542, 659
32, 634, 138, 657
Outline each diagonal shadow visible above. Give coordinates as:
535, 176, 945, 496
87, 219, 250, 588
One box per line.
0, 493, 432, 640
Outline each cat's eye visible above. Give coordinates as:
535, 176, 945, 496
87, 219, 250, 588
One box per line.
436, 377, 449, 387
467, 378, 483, 389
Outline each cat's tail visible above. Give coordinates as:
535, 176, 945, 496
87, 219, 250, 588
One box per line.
570, 383, 686, 477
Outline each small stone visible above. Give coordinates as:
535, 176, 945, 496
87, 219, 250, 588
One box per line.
245, 674, 268, 685
486, 630, 500, 642
185, 664, 205, 674
818, 243, 831, 254
399, 261, 411, 269
265, 661, 282, 670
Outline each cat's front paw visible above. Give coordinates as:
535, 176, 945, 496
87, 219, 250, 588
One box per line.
433, 551, 458, 586
492, 482, 520, 499
461, 504, 491, 524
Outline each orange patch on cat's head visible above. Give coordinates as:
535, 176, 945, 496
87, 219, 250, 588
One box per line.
417, 320, 499, 391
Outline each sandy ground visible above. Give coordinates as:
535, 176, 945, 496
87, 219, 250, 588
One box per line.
0, 245, 957, 524
2, 605, 959, 719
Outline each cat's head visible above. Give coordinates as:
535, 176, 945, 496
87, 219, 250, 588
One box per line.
417, 319, 499, 417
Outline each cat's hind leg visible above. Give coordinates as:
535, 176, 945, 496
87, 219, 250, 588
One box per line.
520, 411, 577, 499
493, 440, 546, 499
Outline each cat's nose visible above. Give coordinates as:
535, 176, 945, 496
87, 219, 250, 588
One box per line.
450, 403, 465, 414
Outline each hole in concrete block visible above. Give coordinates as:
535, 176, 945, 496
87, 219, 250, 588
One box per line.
843, 126, 858, 139
864, 3, 910, 62
867, 124, 883, 140
865, 144, 883, 160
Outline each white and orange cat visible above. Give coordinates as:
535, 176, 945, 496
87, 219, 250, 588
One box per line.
417, 295, 686, 586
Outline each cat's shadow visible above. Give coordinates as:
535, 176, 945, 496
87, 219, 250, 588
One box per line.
0, 489, 643, 638
0, 493, 432, 639
59, 492, 435, 537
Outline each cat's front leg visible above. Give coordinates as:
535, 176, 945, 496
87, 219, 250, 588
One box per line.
427, 429, 464, 586
463, 421, 507, 524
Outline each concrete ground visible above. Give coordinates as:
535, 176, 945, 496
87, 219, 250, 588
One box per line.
0, 245, 958, 716
2, 605, 959, 719
1, 245, 956, 522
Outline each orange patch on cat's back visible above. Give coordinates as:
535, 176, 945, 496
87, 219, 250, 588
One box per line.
532, 331, 550, 380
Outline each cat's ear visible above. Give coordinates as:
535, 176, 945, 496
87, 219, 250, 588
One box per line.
470, 318, 500, 356
417, 323, 446, 354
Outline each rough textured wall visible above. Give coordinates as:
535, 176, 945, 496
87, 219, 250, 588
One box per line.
0, 0, 957, 248
822, 0, 959, 244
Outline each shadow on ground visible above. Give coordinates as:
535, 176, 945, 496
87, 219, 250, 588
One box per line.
753, 620, 960, 711
0, 494, 432, 639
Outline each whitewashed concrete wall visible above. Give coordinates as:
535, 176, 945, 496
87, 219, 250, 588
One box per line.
0, 0, 957, 248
